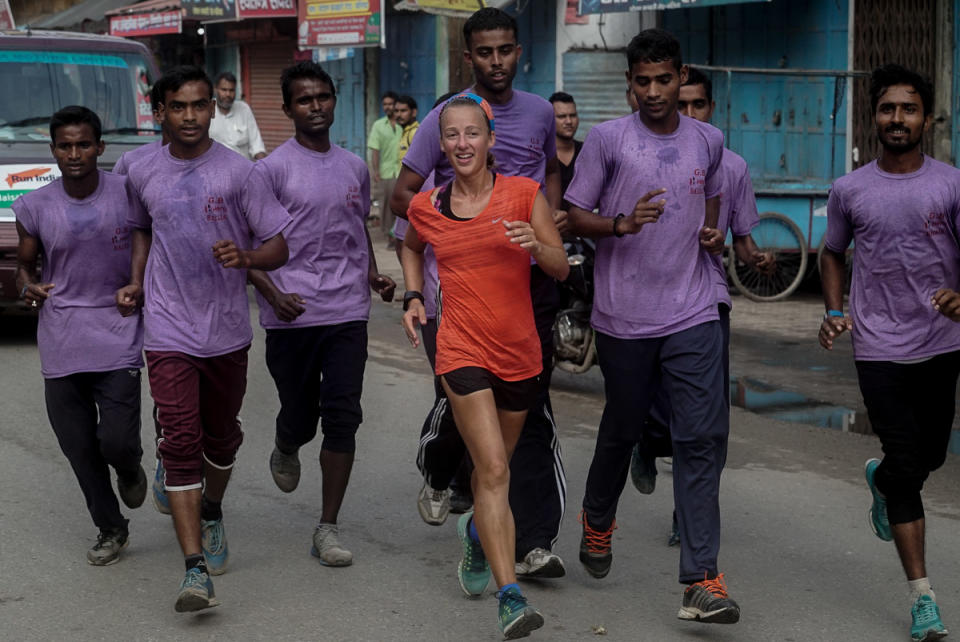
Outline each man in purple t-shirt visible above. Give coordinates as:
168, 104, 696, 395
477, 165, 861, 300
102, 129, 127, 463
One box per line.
248, 62, 395, 568
116, 66, 290, 613
820, 64, 960, 641
629, 67, 774, 545
390, 7, 568, 580
14, 106, 146, 567
566, 30, 739, 625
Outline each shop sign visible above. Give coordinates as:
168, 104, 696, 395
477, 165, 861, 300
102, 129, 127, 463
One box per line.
238, 0, 298, 18
298, 0, 381, 47
110, 11, 182, 37
0, 0, 14, 30
578, 0, 769, 14
182, 0, 238, 20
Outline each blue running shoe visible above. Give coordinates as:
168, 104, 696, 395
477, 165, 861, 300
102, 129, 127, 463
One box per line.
912, 594, 948, 641
498, 586, 544, 639
201, 519, 229, 576
174, 567, 219, 613
457, 511, 491, 597
864, 458, 893, 541
152, 460, 171, 515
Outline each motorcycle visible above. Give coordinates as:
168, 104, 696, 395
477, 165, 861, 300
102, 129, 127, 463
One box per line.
553, 237, 597, 374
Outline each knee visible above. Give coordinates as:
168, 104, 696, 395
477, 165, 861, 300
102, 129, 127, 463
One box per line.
203, 427, 244, 468
474, 458, 510, 492
320, 425, 358, 454
99, 433, 142, 467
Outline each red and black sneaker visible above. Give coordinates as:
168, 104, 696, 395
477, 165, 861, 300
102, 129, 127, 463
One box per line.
678, 573, 741, 624
578, 510, 616, 579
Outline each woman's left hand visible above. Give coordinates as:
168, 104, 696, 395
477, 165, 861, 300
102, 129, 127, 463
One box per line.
503, 220, 541, 254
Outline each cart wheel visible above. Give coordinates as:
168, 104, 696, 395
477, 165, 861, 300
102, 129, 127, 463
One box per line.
816, 240, 853, 294
728, 212, 808, 302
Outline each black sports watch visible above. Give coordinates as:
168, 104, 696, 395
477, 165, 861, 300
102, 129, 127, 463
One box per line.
403, 290, 425, 311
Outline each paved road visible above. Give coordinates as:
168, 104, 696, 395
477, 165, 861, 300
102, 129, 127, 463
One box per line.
3, 244, 960, 641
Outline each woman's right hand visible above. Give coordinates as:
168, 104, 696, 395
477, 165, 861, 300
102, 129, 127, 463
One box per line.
403, 300, 427, 347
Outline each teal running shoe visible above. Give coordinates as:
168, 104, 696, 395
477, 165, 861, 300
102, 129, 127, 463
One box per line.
457, 511, 491, 597
174, 567, 219, 613
152, 460, 171, 515
201, 519, 229, 576
864, 458, 893, 541
498, 586, 544, 639
911, 594, 948, 641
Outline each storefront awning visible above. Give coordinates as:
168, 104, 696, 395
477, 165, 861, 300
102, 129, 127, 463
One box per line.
578, 0, 769, 14
105, 0, 181, 16
106, 0, 182, 36
30, 0, 130, 30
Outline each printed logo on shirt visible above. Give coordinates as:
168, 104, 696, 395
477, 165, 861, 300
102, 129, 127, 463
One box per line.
689, 168, 706, 195
112, 225, 131, 251
346, 185, 362, 206
204, 196, 227, 222
527, 137, 542, 158
925, 211, 949, 237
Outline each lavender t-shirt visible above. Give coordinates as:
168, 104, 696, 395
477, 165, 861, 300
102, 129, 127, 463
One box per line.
13, 171, 144, 377
710, 148, 760, 307
402, 89, 556, 189
254, 139, 372, 328
825, 157, 960, 361
112, 139, 163, 176
127, 142, 291, 356
565, 113, 724, 339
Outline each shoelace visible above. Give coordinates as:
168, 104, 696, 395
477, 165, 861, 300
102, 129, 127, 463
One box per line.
579, 511, 616, 554
430, 490, 445, 503
497, 589, 528, 615
183, 567, 207, 587
690, 573, 729, 599
93, 531, 120, 550
203, 522, 223, 552
914, 597, 940, 625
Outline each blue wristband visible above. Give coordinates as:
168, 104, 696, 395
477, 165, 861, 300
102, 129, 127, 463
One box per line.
826, 309, 844, 317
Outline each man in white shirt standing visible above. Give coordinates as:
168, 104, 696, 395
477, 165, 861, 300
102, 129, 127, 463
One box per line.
210, 71, 267, 160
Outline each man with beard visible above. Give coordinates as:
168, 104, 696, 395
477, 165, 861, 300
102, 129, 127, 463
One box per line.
209, 71, 266, 160
391, 7, 568, 581
549, 91, 581, 213
250, 62, 396, 567
395, 95, 419, 162
117, 65, 290, 612
820, 64, 960, 642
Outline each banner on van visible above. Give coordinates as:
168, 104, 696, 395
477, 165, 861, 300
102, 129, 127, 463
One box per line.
238, 0, 297, 18
298, 0, 381, 48
0, 164, 62, 212
577, 0, 769, 13
0, 0, 14, 30
110, 11, 182, 37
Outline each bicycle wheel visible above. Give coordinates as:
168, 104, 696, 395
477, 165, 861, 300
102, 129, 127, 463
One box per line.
728, 212, 808, 302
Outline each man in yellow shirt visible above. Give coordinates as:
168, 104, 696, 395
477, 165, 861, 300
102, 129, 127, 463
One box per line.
394, 95, 419, 162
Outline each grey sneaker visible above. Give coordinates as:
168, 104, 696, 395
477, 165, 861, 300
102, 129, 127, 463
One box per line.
117, 465, 147, 509
310, 523, 353, 567
87, 528, 128, 566
516, 547, 566, 579
417, 482, 451, 525
270, 446, 300, 493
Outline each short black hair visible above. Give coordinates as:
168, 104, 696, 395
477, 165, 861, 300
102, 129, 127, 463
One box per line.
463, 7, 517, 48
870, 63, 933, 116
382, 91, 399, 102
626, 28, 683, 72
50, 105, 102, 142
395, 95, 417, 111
549, 91, 575, 105
159, 65, 213, 104
281, 61, 337, 107
433, 92, 457, 109
683, 67, 713, 103
214, 71, 237, 86
149, 77, 166, 112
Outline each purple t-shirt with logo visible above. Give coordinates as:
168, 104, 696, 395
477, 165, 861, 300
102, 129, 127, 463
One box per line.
710, 148, 760, 307
825, 157, 960, 361
564, 113, 724, 339
254, 139, 372, 328
402, 89, 556, 189
112, 139, 163, 176
126, 142, 291, 356
13, 171, 144, 377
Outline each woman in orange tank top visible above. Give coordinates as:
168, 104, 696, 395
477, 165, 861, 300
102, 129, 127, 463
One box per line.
401, 94, 568, 639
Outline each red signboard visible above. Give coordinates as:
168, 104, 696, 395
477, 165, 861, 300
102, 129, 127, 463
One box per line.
239, 0, 298, 18
110, 11, 182, 37
298, 0, 381, 47
0, 0, 14, 30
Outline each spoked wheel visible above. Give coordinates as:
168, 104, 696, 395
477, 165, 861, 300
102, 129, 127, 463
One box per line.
728, 212, 808, 302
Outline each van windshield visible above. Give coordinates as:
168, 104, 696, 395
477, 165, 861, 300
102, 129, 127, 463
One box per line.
0, 49, 159, 143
